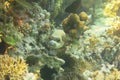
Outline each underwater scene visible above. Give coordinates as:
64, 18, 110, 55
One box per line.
0, 0, 120, 80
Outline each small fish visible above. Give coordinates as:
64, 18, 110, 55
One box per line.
65, 0, 81, 13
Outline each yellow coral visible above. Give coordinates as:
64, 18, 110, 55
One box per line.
4, 1, 11, 11
44, 23, 51, 30
78, 21, 85, 28
107, 17, 120, 38
91, 68, 120, 80
0, 55, 28, 80
91, 71, 104, 80
4, 0, 15, 12
88, 36, 99, 49
104, 0, 120, 17
69, 29, 77, 38
79, 11, 88, 21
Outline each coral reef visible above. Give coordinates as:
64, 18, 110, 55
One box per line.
0, 55, 36, 80
62, 12, 88, 39
56, 53, 87, 80
1, 0, 120, 80
40, 54, 65, 80
0, 22, 24, 46
107, 17, 120, 38
106, 17, 120, 70
0, 0, 32, 46
104, 0, 120, 17
39, 0, 63, 19
79, 11, 89, 21
84, 64, 120, 80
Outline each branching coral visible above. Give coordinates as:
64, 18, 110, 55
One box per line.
107, 17, 120, 38
91, 67, 120, 80
104, 0, 120, 17
0, 55, 28, 80
86, 35, 99, 49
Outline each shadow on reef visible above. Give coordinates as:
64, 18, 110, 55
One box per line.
40, 65, 58, 80
26, 55, 40, 66
0, 40, 10, 55
56, 53, 86, 80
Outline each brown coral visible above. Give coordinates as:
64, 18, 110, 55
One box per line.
62, 13, 88, 39
79, 11, 88, 21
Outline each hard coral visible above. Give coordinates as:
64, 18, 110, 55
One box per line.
107, 17, 120, 38
91, 68, 120, 80
79, 11, 88, 21
62, 13, 80, 33
88, 36, 99, 48
62, 13, 88, 39
104, 0, 120, 17
84, 64, 120, 80
0, 55, 28, 80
